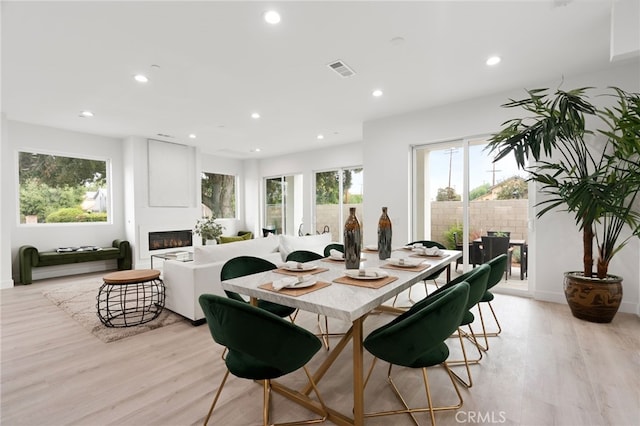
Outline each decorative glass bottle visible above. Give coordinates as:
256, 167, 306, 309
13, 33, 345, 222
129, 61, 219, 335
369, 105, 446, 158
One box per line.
378, 207, 392, 260
344, 207, 362, 269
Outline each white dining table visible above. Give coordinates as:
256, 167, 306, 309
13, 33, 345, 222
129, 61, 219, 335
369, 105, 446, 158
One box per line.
221, 248, 462, 426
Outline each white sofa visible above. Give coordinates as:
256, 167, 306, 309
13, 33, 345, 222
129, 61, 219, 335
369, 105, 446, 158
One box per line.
162, 233, 333, 323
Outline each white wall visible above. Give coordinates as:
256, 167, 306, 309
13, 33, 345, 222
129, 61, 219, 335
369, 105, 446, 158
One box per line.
363, 61, 640, 314
0, 113, 13, 289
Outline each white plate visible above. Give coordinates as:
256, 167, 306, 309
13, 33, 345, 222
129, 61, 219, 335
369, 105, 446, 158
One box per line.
329, 255, 344, 261
287, 280, 317, 288
387, 258, 423, 267
412, 252, 442, 258
283, 264, 317, 272
344, 270, 388, 280
365, 245, 378, 251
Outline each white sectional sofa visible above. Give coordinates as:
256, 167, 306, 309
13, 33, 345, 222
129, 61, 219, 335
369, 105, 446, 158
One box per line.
162, 233, 333, 324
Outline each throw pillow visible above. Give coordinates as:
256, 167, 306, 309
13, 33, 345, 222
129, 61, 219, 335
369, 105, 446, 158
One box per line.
219, 235, 245, 244
278, 233, 332, 261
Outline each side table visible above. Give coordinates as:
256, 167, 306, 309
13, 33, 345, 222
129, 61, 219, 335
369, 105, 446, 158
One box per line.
97, 269, 165, 328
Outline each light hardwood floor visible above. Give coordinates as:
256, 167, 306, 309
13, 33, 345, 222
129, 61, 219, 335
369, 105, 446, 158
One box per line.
1, 272, 638, 426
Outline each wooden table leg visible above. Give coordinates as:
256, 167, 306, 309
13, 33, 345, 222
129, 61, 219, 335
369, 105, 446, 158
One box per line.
352, 317, 364, 426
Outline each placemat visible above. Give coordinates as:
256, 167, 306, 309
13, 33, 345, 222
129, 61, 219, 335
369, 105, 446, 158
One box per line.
332, 275, 398, 289
259, 281, 331, 296
274, 267, 329, 276
380, 263, 431, 272
362, 248, 378, 253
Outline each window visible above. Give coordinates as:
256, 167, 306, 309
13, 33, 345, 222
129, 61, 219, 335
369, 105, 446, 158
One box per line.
265, 174, 303, 235
201, 172, 236, 218
18, 151, 109, 224
314, 167, 363, 240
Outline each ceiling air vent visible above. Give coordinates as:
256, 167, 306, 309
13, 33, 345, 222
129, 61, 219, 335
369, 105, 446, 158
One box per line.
327, 60, 356, 78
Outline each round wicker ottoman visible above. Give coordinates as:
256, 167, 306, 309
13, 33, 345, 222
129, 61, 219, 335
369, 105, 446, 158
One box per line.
97, 269, 165, 327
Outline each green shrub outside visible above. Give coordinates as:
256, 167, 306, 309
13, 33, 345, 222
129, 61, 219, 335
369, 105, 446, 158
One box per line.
442, 223, 463, 249
46, 208, 107, 223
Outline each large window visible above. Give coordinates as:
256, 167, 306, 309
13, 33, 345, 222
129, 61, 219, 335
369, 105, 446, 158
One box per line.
265, 175, 303, 235
18, 151, 109, 224
201, 172, 236, 218
315, 167, 363, 240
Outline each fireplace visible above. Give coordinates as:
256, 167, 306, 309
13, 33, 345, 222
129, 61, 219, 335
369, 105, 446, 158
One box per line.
148, 230, 193, 251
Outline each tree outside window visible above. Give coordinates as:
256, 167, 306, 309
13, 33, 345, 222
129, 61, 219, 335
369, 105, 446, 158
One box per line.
18, 152, 108, 224
201, 172, 236, 218
315, 167, 363, 239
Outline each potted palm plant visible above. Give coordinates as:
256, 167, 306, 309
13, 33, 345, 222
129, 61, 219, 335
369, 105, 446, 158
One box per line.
488, 87, 640, 323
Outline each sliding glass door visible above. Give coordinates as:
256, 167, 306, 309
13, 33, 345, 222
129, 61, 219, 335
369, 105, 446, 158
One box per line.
314, 167, 363, 241
414, 137, 529, 290
264, 174, 303, 236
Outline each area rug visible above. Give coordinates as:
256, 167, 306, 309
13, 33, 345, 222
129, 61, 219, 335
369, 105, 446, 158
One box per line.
42, 280, 185, 343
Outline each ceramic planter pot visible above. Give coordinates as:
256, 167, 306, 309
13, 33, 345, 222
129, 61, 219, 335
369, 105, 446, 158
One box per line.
563, 272, 623, 323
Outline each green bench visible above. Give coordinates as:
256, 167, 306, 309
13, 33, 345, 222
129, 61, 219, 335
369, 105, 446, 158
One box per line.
19, 239, 132, 284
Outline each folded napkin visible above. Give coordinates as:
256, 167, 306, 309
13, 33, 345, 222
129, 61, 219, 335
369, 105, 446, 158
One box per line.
283, 260, 305, 270
345, 267, 389, 279
412, 246, 443, 256
272, 274, 316, 290
329, 249, 344, 259
388, 257, 424, 267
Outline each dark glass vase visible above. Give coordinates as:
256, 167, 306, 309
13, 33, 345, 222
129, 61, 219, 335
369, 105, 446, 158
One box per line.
344, 207, 362, 269
378, 207, 392, 260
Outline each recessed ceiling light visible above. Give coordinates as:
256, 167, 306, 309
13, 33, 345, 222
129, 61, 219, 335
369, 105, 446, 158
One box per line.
189, 134, 196, 139
317, 134, 324, 140
486, 56, 501, 66
264, 10, 281, 24
372, 89, 383, 97
251, 112, 261, 119
79, 110, 94, 118
251, 148, 262, 153
134, 74, 149, 83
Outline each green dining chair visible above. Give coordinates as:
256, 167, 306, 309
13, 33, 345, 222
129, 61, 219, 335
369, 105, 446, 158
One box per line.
393, 240, 448, 306
286, 250, 324, 263
362, 282, 470, 426
221, 256, 297, 320
433, 264, 490, 388
323, 243, 344, 257
286, 250, 343, 351
475, 254, 508, 351
198, 294, 327, 426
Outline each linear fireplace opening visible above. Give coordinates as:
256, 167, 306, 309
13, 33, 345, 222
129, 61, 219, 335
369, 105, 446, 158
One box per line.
148, 230, 193, 251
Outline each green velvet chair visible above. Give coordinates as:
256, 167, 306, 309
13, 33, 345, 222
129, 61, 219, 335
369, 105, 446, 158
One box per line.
220, 256, 297, 320
286, 250, 340, 350
424, 264, 490, 388
475, 254, 508, 351
362, 282, 470, 426
286, 250, 324, 263
393, 240, 448, 306
198, 294, 327, 426
322, 243, 344, 257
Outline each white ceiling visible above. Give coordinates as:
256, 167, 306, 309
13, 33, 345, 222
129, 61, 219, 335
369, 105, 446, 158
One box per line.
1, 0, 629, 159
